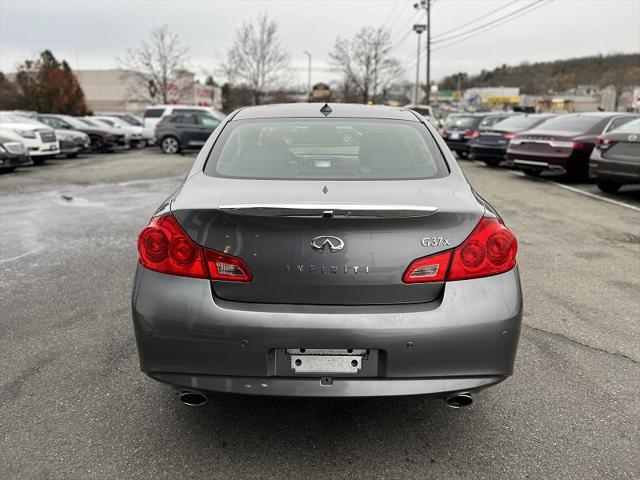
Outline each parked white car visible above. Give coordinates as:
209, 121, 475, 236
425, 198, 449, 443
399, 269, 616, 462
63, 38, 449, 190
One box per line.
90, 116, 146, 147
142, 105, 225, 140
95, 113, 153, 145
0, 112, 59, 164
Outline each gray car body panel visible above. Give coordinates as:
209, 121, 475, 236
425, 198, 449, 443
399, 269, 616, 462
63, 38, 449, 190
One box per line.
132, 265, 522, 397
132, 103, 522, 397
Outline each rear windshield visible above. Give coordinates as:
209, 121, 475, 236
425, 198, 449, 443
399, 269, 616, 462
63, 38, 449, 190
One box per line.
445, 116, 479, 129
609, 118, 640, 134
204, 118, 448, 180
535, 115, 602, 132
491, 115, 551, 131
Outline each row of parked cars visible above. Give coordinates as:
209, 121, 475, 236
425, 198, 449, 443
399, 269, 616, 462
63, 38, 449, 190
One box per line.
438, 110, 640, 193
0, 105, 227, 173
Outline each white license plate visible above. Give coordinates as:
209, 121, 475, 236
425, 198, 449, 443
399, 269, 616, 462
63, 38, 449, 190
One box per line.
287, 348, 366, 374
450, 132, 460, 140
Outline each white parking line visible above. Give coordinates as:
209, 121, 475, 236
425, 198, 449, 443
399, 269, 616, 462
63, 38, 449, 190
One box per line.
0, 247, 43, 265
548, 182, 640, 213
507, 171, 640, 213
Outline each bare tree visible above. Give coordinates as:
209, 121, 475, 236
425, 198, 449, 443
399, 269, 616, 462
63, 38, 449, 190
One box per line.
119, 25, 190, 104
219, 14, 290, 105
329, 27, 402, 104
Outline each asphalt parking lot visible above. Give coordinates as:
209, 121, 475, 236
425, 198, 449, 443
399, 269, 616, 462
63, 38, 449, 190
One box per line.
1, 150, 639, 479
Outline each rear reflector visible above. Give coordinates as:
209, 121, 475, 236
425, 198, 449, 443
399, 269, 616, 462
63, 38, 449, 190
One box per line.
501, 131, 517, 140
403, 217, 517, 283
137, 214, 252, 281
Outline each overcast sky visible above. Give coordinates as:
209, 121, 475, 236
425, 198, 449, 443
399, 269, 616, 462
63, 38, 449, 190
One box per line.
1, 0, 638, 87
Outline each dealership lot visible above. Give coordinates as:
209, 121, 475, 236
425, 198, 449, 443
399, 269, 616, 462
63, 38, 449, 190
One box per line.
1, 150, 638, 479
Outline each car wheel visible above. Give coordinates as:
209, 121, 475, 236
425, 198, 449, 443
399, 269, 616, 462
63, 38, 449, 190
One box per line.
458, 151, 468, 159
90, 135, 104, 152
483, 158, 501, 167
31, 158, 46, 166
523, 169, 541, 177
596, 179, 621, 193
1, 167, 16, 174
65, 153, 78, 159
161, 136, 180, 154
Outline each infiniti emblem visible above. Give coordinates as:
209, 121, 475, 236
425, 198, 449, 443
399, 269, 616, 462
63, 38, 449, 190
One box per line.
311, 236, 344, 252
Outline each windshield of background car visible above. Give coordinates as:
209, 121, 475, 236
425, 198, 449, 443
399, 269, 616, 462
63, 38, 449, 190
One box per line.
491, 116, 549, 131
609, 118, 640, 134
204, 118, 448, 180
479, 115, 511, 129
60, 116, 90, 129
534, 115, 602, 132
445, 115, 478, 130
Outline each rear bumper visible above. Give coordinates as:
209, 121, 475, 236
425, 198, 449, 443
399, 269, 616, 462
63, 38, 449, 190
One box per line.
443, 138, 471, 153
0, 152, 32, 169
469, 144, 507, 160
506, 151, 571, 173
589, 149, 640, 184
132, 265, 523, 397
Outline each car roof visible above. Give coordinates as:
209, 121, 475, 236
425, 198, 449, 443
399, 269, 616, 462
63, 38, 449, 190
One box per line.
232, 103, 421, 122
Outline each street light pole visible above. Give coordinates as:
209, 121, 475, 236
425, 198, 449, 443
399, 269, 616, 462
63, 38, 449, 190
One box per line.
303, 50, 312, 101
414, 0, 431, 104
413, 24, 426, 105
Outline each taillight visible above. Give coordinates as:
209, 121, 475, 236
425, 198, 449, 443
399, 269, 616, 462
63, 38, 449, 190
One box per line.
137, 214, 252, 281
205, 250, 253, 282
501, 131, 517, 140
402, 217, 517, 283
403, 251, 452, 283
463, 129, 479, 139
596, 135, 612, 149
441, 130, 449, 138
572, 141, 585, 149
155, 122, 164, 129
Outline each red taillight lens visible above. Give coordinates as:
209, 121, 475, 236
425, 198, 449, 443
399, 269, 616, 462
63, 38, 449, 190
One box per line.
138, 215, 207, 278
463, 129, 479, 139
441, 130, 449, 138
501, 131, 517, 140
448, 217, 517, 281
137, 214, 252, 281
155, 122, 164, 129
205, 250, 253, 282
403, 251, 452, 283
402, 217, 517, 284
572, 141, 585, 149
596, 135, 612, 149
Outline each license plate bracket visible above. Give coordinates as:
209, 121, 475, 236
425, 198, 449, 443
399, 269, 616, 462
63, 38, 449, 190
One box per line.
269, 348, 380, 377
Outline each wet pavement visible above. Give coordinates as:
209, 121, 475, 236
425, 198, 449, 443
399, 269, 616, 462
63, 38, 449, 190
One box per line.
1, 150, 638, 479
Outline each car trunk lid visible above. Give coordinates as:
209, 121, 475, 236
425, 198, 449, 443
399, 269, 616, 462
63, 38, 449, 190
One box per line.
171, 173, 484, 305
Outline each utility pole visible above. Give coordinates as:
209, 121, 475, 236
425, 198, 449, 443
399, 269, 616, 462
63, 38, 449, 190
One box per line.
414, 0, 431, 104
303, 50, 312, 101
413, 24, 426, 105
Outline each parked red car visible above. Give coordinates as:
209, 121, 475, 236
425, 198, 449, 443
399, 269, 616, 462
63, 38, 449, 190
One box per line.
506, 113, 638, 179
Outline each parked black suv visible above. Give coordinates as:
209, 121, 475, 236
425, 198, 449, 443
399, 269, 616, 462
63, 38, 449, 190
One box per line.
155, 112, 221, 154
442, 112, 519, 158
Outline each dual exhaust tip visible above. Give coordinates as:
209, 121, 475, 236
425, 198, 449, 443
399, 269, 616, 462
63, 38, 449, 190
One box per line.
178, 389, 473, 409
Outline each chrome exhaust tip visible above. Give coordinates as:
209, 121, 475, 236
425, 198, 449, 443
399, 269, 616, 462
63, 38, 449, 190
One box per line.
445, 392, 473, 409
179, 390, 207, 407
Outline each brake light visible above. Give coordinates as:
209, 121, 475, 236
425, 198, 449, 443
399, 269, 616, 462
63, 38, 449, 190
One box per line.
463, 129, 479, 139
402, 217, 517, 283
441, 130, 449, 138
501, 132, 517, 140
137, 214, 252, 281
155, 121, 164, 129
572, 141, 585, 149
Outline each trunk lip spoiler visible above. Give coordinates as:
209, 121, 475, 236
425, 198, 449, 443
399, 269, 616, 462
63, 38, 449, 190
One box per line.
217, 203, 439, 218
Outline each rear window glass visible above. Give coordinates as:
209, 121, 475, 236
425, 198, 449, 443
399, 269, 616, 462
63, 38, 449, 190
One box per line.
445, 116, 478, 129
479, 115, 511, 129
144, 109, 165, 118
609, 118, 640, 134
535, 115, 602, 132
204, 118, 448, 180
492, 116, 551, 131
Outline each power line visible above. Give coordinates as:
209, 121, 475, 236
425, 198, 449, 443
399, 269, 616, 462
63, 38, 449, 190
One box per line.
433, 0, 554, 51
432, 0, 546, 45
431, 0, 519, 40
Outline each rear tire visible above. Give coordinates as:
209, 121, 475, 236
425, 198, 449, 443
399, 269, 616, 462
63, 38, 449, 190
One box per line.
596, 179, 621, 193
65, 153, 78, 159
161, 136, 181, 154
458, 151, 468, 159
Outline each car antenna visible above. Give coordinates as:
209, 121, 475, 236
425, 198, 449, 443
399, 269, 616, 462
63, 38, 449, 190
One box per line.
320, 103, 332, 117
